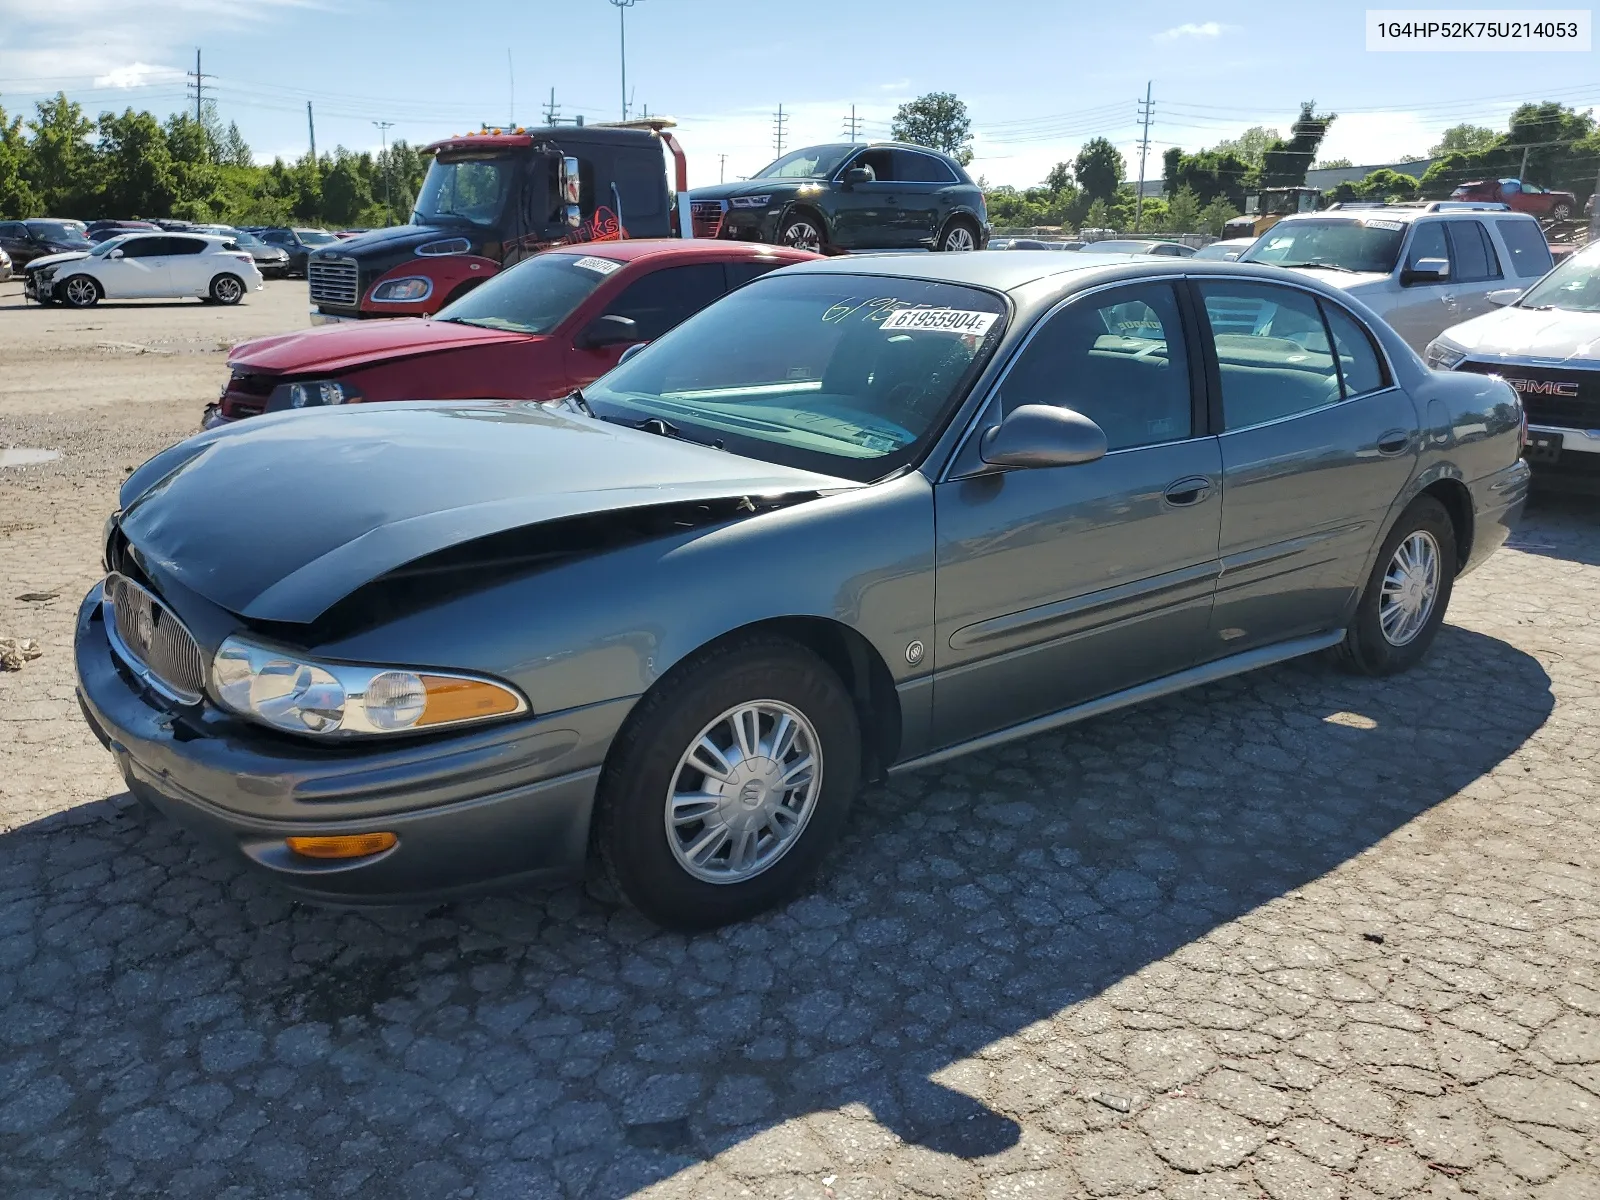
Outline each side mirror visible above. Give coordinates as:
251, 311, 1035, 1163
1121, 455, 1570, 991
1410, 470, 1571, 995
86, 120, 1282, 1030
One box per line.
1400, 257, 1450, 286
617, 341, 649, 366
577, 313, 641, 349
979, 404, 1108, 469
842, 167, 874, 189
561, 156, 582, 228
109, 248, 124, 259
1486, 287, 1523, 307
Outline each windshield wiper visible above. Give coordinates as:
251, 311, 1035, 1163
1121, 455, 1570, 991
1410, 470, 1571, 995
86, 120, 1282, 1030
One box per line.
633, 416, 682, 439
563, 388, 594, 416
1273, 261, 1359, 273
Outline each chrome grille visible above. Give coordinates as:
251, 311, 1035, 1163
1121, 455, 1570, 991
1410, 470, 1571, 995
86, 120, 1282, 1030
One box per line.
691, 200, 726, 238
1458, 361, 1600, 430
103, 573, 205, 705
308, 256, 360, 307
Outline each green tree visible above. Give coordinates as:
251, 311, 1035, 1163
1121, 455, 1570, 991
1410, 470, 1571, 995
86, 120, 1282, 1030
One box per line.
321, 149, 374, 226
890, 92, 973, 165
1198, 197, 1240, 238
1429, 123, 1499, 157
1082, 197, 1111, 231
1330, 168, 1420, 205
1314, 157, 1353, 170
1210, 125, 1279, 170
1074, 137, 1124, 203
0, 103, 37, 219
1164, 185, 1201, 233
27, 93, 95, 214
1260, 101, 1337, 188
221, 122, 253, 168
1162, 146, 1252, 209
96, 108, 177, 216
1044, 161, 1073, 194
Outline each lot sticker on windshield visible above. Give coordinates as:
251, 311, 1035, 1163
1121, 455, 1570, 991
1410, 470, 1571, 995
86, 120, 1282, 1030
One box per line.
572, 255, 622, 275
882, 308, 998, 336
1363, 219, 1404, 231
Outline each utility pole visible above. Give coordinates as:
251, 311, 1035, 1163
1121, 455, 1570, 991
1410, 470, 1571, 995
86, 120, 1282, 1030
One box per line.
842, 105, 862, 142
373, 120, 394, 222
773, 104, 788, 157
544, 88, 561, 126
1590, 158, 1600, 241
1134, 82, 1154, 233
186, 48, 212, 126
719, 154, 728, 183
608, 0, 642, 121
507, 50, 515, 128
307, 101, 317, 166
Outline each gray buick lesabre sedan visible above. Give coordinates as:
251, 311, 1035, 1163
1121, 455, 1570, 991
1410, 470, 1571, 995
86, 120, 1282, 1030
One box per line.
76, 252, 1530, 929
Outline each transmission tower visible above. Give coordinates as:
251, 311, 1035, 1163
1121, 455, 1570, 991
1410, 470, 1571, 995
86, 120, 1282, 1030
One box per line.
842, 105, 863, 142
773, 104, 789, 157
185, 48, 213, 126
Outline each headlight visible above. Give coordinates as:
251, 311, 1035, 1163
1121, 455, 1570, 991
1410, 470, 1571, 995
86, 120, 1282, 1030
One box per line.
371, 277, 433, 303
281, 379, 359, 408
212, 636, 527, 737
1424, 340, 1467, 370
730, 195, 772, 209
415, 237, 471, 256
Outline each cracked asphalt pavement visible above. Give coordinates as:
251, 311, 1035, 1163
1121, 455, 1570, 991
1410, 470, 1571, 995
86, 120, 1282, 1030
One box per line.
3, 279, 1600, 1198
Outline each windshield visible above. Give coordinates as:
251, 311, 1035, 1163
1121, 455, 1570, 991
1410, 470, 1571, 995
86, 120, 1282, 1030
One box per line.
89, 236, 129, 257
753, 145, 854, 180
1519, 244, 1600, 313
414, 156, 511, 225
436, 251, 621, 334
26, 220, 90, 247
583, 273, 1008, 483
230, 231, 266, 248
296, 230, 340, 245
1081, 241, 1153, 253
1242, 219, 1405, 273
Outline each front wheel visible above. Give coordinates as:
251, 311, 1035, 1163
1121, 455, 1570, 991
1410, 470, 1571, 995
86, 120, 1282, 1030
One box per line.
778, 213, 825, 253
1334, 494, 1456, 676
60, 275, 101, 308
595, 636, 861, 930
937, 219, 979, 251
210, 274, 245, 305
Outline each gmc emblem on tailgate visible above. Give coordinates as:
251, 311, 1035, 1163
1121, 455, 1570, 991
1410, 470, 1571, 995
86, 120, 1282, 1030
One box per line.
1506, 378, 1580, 397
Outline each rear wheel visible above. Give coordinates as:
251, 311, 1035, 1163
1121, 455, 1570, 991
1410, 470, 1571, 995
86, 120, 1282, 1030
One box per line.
1552, 202, 1573, 222
595, 636, 861, 929
938, 218, 979, 251
60, 275, 101, 308
210, 274, 245, 305
1335, 495, 1455, 676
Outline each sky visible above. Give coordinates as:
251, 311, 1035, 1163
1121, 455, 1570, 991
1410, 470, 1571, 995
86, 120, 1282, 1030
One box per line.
2, 0, 1597, 192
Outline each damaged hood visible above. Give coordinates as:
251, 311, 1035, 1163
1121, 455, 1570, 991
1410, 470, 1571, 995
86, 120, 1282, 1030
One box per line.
118, 402, 854, 624
1436, 304, 1600, 365
228, 317, 533, 376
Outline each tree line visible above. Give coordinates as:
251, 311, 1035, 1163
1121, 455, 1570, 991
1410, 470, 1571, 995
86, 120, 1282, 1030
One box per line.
0, 93, 429, 228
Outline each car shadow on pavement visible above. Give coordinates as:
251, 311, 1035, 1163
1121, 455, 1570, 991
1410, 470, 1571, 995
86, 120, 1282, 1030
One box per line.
1509, 491, 1600, 567
0, 624, 1553, 1198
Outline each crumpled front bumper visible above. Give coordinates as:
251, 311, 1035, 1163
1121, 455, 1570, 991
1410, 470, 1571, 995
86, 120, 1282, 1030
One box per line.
73, 583, 631, 904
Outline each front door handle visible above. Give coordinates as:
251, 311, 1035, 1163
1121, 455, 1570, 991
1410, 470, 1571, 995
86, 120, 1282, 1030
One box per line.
1163, 476, 1212, 507
1376, 430, 1411, 456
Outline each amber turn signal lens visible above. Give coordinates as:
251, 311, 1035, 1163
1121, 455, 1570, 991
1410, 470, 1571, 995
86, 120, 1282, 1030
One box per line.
286, 832, 398, 860
418, 676, 523, 727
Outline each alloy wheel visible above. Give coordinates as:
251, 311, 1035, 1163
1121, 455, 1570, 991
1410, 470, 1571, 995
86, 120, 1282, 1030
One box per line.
64, 277, 97, 306
1379, 530, 1441, 646
781, 221, 822, 252
665, 700, 822, 884
214, 276, 243, 304
943, 225, 977, 251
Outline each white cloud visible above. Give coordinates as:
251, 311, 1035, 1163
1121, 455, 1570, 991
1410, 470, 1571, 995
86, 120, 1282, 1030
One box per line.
1155, 21, 1225, 41
93, 62, 181, 89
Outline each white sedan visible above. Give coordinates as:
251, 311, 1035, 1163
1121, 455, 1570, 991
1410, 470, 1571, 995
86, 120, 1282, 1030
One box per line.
28, 232, 264, 308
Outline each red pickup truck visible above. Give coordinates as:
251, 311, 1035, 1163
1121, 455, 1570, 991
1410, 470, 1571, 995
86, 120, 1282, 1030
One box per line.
1450, 178, 1578, 222
207, 240, 813, 425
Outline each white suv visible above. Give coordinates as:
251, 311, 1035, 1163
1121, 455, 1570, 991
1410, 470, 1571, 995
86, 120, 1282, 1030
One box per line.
27, 232, 264, 308
1239, 204, 1554, 352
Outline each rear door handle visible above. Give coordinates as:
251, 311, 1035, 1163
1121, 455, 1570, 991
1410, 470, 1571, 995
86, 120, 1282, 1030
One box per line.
1376, 430, 1411, 456
1163, 476, 1212, 506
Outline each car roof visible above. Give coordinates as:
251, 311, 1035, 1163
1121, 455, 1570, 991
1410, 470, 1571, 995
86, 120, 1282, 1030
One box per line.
782, 249, 1168, 292
1281, 205, 1537, 225
540, 238, 815, 265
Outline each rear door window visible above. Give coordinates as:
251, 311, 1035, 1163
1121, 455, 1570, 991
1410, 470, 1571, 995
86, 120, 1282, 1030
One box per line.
1198, 281, 1343, 430
1495, 219, 1555, 278
1445, 220, 1500, 283
168, 237, 208, 256
895, 151, 958, 184
1321, 303, 1389, 398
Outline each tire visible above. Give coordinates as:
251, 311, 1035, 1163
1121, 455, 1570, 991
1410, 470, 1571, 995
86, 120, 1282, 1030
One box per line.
1334, 494, 1456, 676
937, 218, 979, 252
60, 275, 101, 308
1551, 202, 1572, 222
595, 635, 861, 930
778, 211, 825, 253
210, 274, 245, 305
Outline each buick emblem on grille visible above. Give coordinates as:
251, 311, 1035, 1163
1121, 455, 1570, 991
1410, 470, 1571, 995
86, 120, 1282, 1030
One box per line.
103, 572, 205, 705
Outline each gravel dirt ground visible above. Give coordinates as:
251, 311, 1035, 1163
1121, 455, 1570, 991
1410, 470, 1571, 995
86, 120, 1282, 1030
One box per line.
3, 275, 1600, 1200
